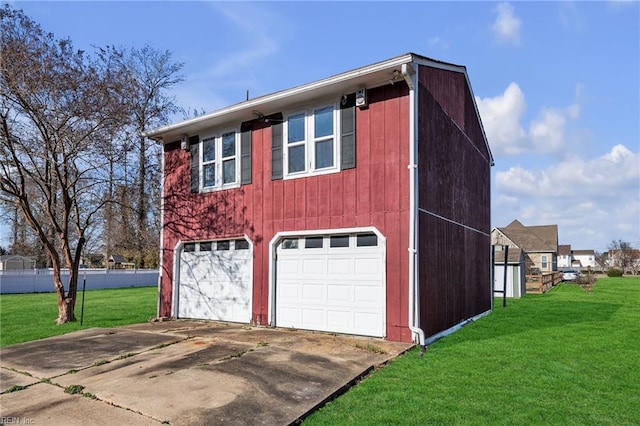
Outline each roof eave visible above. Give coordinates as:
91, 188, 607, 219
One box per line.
145, 53, 420, 142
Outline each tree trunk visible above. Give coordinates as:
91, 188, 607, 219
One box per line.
53, 267, 75, 324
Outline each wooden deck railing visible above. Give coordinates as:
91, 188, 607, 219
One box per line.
525, 272, 562, 294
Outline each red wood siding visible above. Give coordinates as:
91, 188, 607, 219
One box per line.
160, 83, 412, 342
419, 66, 491, 162
416, 69, 492, 338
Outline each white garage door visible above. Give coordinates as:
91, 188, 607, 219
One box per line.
275, 232, 385, 337
178, 238, 252, 323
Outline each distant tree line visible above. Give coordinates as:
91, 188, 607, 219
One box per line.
595, 239, 640, 276
0, 5, 184, 323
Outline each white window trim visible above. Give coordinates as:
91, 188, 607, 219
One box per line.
200, 129, 241, 192
283, 103, 341, 179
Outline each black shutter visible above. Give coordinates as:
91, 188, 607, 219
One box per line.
271, 121, 283, 180
340, 94, 356, 170
240, 126, 252, 185
189, 135, 200, 193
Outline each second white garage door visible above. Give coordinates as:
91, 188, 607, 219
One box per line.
177, 238, 252, 323
275, 232, 385, 337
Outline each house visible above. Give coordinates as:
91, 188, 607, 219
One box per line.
493, 246, 526, 298
144, 53, 494, 345
571, 249, 596, 268
0, 255, 36, 270
107, 254, 126, 269
82, 253, 105, 268
557, 245, 596, 270
558, 244, 572, 268
492, 220, 558, 274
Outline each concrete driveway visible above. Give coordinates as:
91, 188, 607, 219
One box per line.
0, 321, 413, 425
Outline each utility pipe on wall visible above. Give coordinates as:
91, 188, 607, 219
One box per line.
403, 61, 426, 347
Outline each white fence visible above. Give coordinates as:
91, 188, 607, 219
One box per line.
0, 269, 159, 294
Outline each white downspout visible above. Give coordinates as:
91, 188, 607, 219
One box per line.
403, 62, 425, 347
157, 139, 165, 319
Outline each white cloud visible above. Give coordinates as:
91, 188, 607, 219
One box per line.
493, 144, 640, 249
492, 2, 522, 46
475, 82, 527, 155
496, 144, 639, 198
476, 83, 582, 157
427, 36, 450, 50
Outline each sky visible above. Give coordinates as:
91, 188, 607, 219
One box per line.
1, 0, 639, 254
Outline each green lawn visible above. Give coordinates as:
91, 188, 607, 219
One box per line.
305, 277, 640, 425
0, 286, 157, 347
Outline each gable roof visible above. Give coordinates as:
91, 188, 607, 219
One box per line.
494, 247, 524, 264
109, 254, 126, 263
0, 255, 35, 262
573, 249, 595, 256
498, 220, 558, 253
143, 52, 492, 165
558, 245, 572, 256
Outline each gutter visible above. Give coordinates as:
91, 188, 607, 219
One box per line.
403, 62, 426, 347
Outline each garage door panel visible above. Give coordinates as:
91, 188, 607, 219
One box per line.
302, 259, 325, 275
278, 259, 301, 275
327, 285, 351, 302
302, 309, 324, 326
275, 233, 385, 337
327, 258, 351, 274
278, 283, 301, 300
178, 242, 252, 323
354, 258, 381, 275
327, 310, 350, 327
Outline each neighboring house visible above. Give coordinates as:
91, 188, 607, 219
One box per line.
0, 255, 36, 270
558, 244, 572, 268
492, 219, 558, 274
572, 250, 596, 268
144, 53, 494, 345
82, 253, 105, 268
107, 254, 126, 269
493, 247, 526, 298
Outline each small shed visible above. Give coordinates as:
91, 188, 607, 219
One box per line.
493, 247, 526, 298
0, 255, 36, 270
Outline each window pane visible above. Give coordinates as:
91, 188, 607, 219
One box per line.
235, 239, 249, 250
288, 145, 305, 173
315, 139, 334, 169
357, 233, 378, 247
184, 243, 196, 252
203, 163, 216, 187
282, 238, 298, 249
199, 242, 212, 252
222, 132, 235, 158
203, 137, 215, 162
330, 235, 349, 248
305, 237, 323, 249
288, 114, 305, 143
314, 107, 333, 138
217, 240, 230, 251
223, 159, 236, 184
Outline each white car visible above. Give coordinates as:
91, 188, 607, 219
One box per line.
562, 270, 579, 282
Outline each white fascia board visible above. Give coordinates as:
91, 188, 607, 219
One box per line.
144, 54, 416, 142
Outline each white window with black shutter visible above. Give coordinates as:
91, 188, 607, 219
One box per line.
189, 125, 253, 192
272, 94, 356, 181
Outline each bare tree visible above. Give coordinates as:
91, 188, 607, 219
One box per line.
0, 5, 129, 323
119, 45, 183, 268
608, 239, 635, 273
